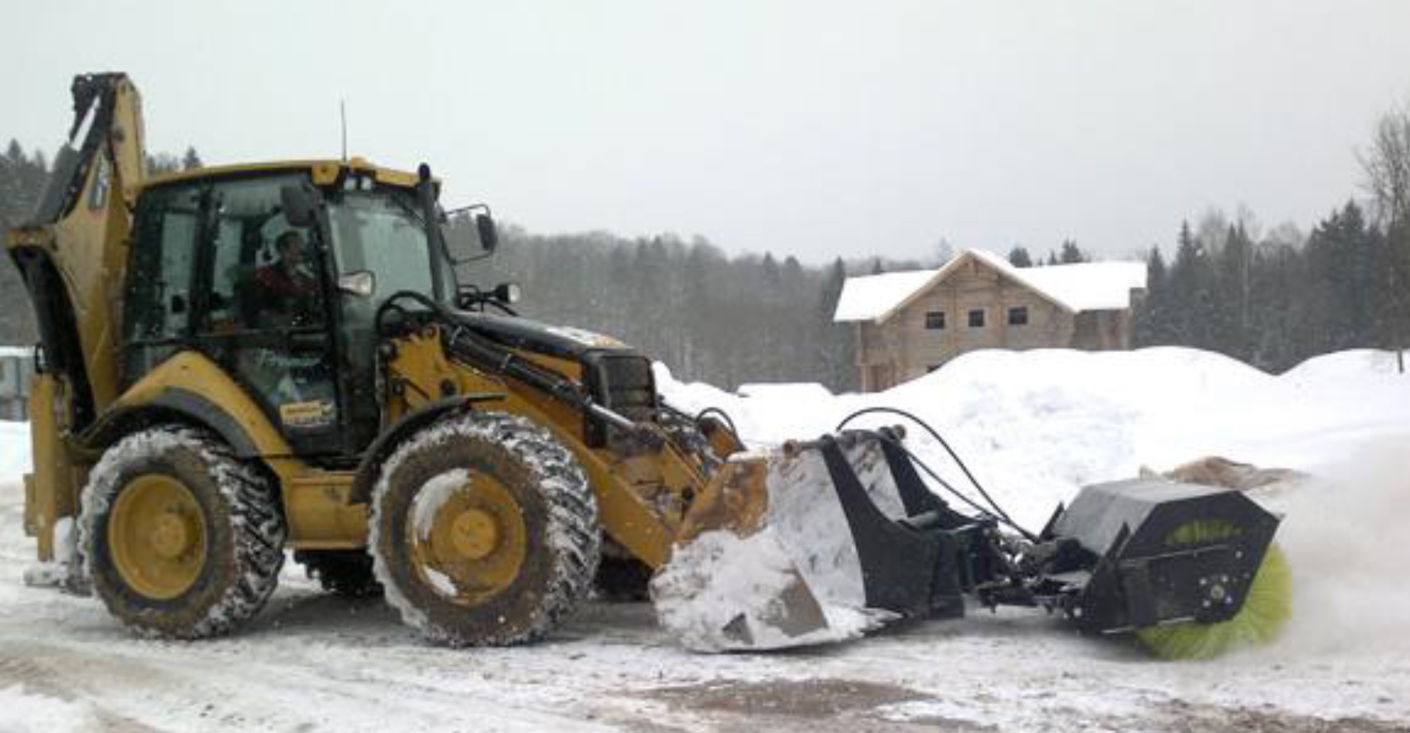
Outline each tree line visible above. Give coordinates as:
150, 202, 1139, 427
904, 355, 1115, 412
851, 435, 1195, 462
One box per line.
457, 227, 858, 390
1132, 105, 1410, 373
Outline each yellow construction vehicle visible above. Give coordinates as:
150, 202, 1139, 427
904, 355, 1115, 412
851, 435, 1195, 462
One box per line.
7, 73, 1290, 657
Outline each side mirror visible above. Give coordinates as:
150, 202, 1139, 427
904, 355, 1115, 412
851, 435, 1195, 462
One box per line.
492, 282, 521, 304
281, 183, 320, 228
338, 270, 375, 297
476, 213, 498, 254
442, 204, 500, 263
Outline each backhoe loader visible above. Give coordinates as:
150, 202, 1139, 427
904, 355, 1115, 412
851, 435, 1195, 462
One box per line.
6, 73, 1290, 657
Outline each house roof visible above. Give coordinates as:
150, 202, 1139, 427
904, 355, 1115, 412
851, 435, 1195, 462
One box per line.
833, 249, 1147, 323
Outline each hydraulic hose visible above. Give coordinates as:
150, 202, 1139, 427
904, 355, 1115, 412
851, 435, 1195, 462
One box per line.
378, 290, 640, 431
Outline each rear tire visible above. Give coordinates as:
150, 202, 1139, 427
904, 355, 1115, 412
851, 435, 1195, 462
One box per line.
370, 411, 600, 646
79, 426, 286, 639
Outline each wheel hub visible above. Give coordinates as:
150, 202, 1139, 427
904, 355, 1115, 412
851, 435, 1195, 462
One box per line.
449, 509, 500, 560
108, 475, 207, 600
411, 471, 528, 606
150, 511, 194, 559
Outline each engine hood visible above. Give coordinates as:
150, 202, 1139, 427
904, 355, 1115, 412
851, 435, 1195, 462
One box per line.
451, 310, 636, 360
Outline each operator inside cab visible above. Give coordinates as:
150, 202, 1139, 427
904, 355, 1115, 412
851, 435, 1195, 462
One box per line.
253, 230, 319, 327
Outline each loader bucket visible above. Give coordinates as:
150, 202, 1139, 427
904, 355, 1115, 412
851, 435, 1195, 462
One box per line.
651, 429, 973, 652
1047, 478, 1282, 635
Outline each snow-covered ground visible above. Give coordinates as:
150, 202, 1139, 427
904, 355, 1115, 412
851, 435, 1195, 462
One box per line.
1, 347, 1408, 732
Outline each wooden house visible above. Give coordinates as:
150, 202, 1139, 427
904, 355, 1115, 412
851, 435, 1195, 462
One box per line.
834, 250, 1146, 391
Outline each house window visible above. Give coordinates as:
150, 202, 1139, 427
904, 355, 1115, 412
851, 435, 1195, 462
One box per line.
968, 308, 985, 328
1008, 306, 1029, 326
924, 311, 946, 330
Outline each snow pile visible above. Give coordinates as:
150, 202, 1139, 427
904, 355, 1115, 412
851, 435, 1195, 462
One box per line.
652, 440, 905, 651
658, 346, 1409, 530
0, 420, 31, 478
651, 528, 885, 651
1282, 348, 1408, 382
0, 685, 97, 733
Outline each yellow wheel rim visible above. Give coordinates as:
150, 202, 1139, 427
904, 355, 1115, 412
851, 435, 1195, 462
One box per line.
108, 475, 208, 600
410, 472, 528, 606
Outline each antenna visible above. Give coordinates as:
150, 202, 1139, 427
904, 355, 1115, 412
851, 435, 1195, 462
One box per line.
340, 100, 348, 161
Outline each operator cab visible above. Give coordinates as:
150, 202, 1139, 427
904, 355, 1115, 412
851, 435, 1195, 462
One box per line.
120, 160, 498, 461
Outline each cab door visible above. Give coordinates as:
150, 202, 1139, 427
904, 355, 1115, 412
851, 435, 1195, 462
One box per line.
192, 174, 344, 456
123, 174, 346, 457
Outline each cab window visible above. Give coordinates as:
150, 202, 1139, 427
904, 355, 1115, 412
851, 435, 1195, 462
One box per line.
121, 183, 201, 381
204, 174, 322, 332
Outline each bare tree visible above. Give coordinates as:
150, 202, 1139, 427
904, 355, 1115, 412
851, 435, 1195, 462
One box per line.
1360, 102, 1410, 372
1362, 103, 1410, 225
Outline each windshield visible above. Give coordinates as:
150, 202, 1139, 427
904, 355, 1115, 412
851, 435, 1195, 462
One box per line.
327, 188, 444, 307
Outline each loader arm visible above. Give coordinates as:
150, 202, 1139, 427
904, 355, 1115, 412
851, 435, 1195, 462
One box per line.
374, 318, 718, 569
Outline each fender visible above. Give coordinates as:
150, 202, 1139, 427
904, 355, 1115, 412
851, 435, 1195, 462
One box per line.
346, 392, 506, 506
87, 351, 292, 460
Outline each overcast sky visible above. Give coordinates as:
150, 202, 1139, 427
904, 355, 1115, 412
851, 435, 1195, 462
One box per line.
6, 1, 1410, 264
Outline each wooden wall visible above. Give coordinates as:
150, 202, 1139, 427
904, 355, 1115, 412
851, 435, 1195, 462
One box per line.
854, 259, 1133, 391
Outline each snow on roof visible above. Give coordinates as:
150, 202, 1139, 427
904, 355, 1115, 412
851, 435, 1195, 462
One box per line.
833, 249, 1147, 323
830, 269, 936, 322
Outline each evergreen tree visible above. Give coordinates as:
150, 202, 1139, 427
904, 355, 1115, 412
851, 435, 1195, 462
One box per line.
1058, 239, 1087, 264
1007, 246, 1033, 268
1132, 246, 1169, 346
0, 141, 47, 342
1167, 221, 1215, 347
182, 146, 203, 170
1214, 223, 1253, 359
817, 257, 856, 391
147, 152, 181, 175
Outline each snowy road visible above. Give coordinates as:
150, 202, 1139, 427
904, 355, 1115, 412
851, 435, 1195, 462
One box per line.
2, 504, 1408, 733
2, 348, 1409, 732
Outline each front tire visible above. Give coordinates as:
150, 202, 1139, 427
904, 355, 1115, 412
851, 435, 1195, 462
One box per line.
79, 426, 286, 639
370, 411, 600, 646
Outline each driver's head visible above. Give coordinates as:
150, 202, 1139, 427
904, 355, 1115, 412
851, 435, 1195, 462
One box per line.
275, 230, 305, 263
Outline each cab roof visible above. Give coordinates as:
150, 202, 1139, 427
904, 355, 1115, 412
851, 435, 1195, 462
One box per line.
138, 157, 424, 191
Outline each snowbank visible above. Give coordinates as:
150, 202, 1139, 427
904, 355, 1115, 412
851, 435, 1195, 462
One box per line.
657, 346, 1410, 529
1283, 348, 1408, 382
0, 421, 31, 478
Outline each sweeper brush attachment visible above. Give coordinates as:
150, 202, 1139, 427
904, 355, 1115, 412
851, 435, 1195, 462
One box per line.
652, 427, 1289, 658
1048, 481, 1290, 658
